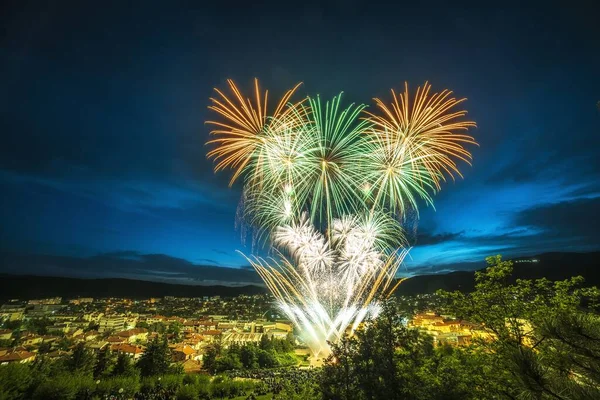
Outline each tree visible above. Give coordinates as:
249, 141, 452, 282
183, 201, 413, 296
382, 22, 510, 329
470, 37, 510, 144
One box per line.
31, 373, 94, 400
38, 341, 52, 354
413, 344, 487, 400
32, 377, 77, 400
259, 334, 272, 351
257, 349, 278, 368
202, 343, 222, 374
286, 331, 296, 348
240, 344, 259, 369
320, 335, 360, 400
440, 255, 600, 399
271, 337, 294, 353
0, 363, 33, 400
150, 322, 166, 333
25, 317, 52, 335
167, 321, 182, 342
66, 343, 95, 376
176, 384, 199, 400
136, 336, 171, 377
2, 320, 21, 331
321, 298, 486, 400
136, 321, 150, 330
31, 353, 68, 378
95, 375, 140, 398
273, 379, 320, 400
56, 336, 73, 351
86, 321, 99, 332
215, 351, 243, 372
113, 352, 137, 377
94, 347, 115, 378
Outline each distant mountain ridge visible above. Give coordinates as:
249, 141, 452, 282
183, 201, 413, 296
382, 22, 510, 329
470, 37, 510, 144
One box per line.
0, 252, 597, 301
0, 275, 267, 301
394, 252, 600, 296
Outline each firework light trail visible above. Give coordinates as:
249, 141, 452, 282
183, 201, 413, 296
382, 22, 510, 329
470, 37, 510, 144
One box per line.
206, 79, 477, 357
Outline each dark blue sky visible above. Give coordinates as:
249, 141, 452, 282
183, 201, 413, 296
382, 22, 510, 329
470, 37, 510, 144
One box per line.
1, 1, 599, 285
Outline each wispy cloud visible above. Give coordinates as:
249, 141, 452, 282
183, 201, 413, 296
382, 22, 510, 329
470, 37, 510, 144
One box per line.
0, 251, 262, 286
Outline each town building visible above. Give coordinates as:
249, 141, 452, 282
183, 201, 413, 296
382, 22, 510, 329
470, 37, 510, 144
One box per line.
110, 343, 145, 359
27, 297, 62, 305
98, 315, 128, 333
0, 350, 36, 365
0, 305, 25, 321
115, 328, 148, 343
0, 329, 13, 341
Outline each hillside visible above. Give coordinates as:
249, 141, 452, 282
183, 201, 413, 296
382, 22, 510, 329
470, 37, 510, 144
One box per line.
395, 252, 600, 296
0, 275, 267, 301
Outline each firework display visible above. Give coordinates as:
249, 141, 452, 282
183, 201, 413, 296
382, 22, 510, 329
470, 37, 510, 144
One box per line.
206, 79, 477, 357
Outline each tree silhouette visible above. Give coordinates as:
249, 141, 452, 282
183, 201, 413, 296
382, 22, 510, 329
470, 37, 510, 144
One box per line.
136, 336, 171, 377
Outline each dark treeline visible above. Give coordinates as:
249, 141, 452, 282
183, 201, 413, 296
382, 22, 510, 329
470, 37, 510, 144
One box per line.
0, 274, 266, 301
394, 252, 600, 296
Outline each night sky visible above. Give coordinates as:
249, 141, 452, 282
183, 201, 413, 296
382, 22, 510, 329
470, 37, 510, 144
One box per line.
1, 2, 599, 285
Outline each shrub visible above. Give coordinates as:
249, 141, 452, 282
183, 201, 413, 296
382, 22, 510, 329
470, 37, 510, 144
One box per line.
158, 374, 184, 392
33, 376, 77, 400
94, 375, 140, 398
0, 363, 33, 400
176, 384, 199, 400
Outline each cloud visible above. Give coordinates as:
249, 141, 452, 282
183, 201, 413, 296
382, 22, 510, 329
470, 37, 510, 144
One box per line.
100, 250, 140, 258
211, 249, 230, 256
398, 259, 485, 278
513, 196, 600, 241
0, 169, 236, 213
197, 258, 221, 265
0, 251, 262, 286
408, 197, 600, 269
416, 231, 464, 246
564, 183, 600, 199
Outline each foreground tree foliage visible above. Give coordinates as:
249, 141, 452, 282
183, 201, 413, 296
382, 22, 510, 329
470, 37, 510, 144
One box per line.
321, 255, 600, 400
66, 343, 96, 376
0, 334, 306, 399
136, 336, 173, 377
440, 255, 600, 400
202, 335, 297, 374
320, 300, 486, 400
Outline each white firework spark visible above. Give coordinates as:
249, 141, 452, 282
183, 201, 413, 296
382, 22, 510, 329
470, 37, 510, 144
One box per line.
244, 213, 409, 357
